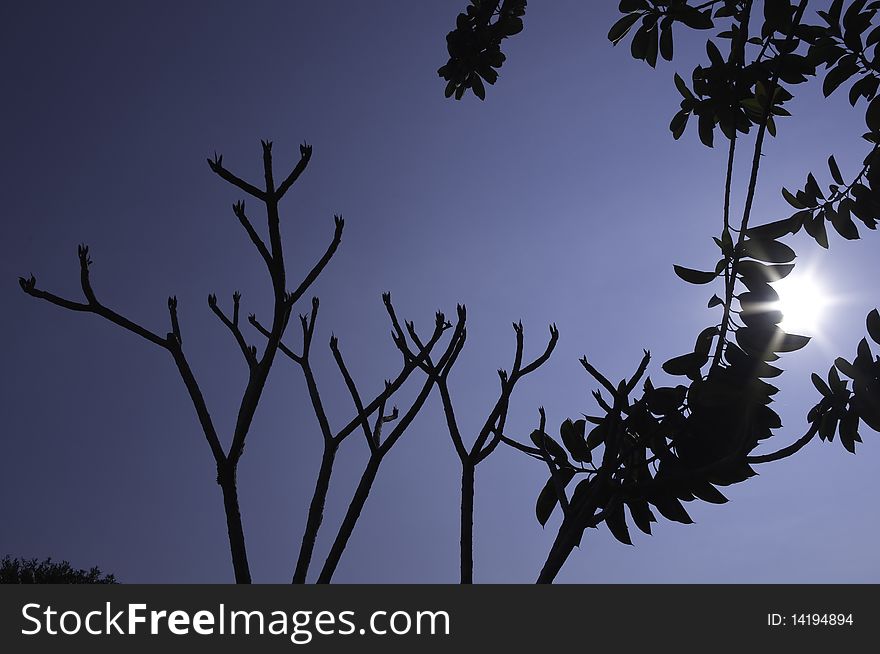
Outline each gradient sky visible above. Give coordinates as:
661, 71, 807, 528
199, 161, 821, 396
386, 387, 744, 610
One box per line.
3, 1, 878, 583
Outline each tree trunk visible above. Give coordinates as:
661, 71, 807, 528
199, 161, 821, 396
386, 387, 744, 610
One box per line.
292, 443, 337, 583
317, 455, 381, 583
219, 472, 251, 584
460, 461, 475, 584
536, 525, 578, 584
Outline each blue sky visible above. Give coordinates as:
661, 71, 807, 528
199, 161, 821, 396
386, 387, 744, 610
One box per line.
3, 1, 878, 582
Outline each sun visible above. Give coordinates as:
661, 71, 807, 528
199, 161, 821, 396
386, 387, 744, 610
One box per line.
770, 270, 830, 336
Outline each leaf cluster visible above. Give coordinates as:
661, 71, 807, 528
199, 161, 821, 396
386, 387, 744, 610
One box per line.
438, 0, 527, 100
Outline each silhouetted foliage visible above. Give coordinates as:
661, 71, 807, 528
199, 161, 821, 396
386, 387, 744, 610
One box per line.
1, 556, 116, 584
438, 0, 527, 100
443, 0, 880, 582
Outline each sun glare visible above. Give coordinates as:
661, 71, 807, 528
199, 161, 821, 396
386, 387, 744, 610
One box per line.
771, 271, 830, 336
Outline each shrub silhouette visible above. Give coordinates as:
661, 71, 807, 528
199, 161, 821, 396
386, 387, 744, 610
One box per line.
1, 556, 116, 584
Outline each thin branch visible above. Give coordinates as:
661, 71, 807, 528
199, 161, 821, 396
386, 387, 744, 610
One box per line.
232, 201, 272, 269
207, 153, 266, 201
372, 397, 399, 447
438, 378, 469, 461
208, 292, 257, 369
711, 135, 737, 371
276, 143, 313, 199
623, 349, 651, 396
166, 340, 227, 465
746, 407, 826, 464
19, 247, 168, 348
168, 296, 182, 343
580, 356, 621, 400
331, 304, 457, 445
536, 408, 571, 515
499, 433, 545, 460
248, 314, 302, 363
470, 323, 558, 458
291, 299, 334, 445
516, 323, 558, 378
260, 141, 284, 275
330, 334, 377, 451
285, 215, 344, 307
378, 313, 465, 456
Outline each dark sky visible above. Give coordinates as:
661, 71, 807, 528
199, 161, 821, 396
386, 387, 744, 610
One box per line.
3, 1, 878, 583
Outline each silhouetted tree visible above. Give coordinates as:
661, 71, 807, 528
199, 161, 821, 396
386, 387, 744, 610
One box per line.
20, 141, 332, 583
442, 0, 880, 582
20, 140, 465, 584
1, 556, 116, 584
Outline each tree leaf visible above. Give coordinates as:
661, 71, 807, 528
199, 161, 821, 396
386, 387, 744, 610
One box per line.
828, 154, 844, 185
471, 74, 486, 100
530, 430, 568, 463
677, 7, 713, 30
867, 308, 880, 345
740, 238, 796, 263
674, 72, 693, 99
670, 109, 690, 139
662, 351, 707, 377
631, 24, 649, 60
608, 12, 642, 45
812, 372, 832, 397
803, 213, 829, 248
782, 187, 807, 208
745, 216, 800, 239
775, 331, 811, 352
560, 418, 591, 463
737, 260, 795, 289
693, 326, 718, 356
659, 24, 673, 61
829, 206, 860, 239
604, 502, 633, 545
698, 112, 715, 147
822, 58, 858, 97
673, 265, 717, 284
645, 24, 659, 67
650, 494, 693, 524
626, 499, 656, 535
835, 356, 858, 379
839, 405, 860, 454
868, 95, 880, 132
535, 469, 575, 527
690, 479, 728, 504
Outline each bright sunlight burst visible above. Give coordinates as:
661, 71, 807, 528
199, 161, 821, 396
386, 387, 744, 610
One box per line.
771, 271, 831, 336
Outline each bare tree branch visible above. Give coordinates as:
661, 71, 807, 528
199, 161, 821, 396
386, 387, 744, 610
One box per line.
330, 334, 377, 451
232, 201, 272, 269
580, 356, 620, 400
249, 314, 302, 363
209, 292, 257, 369
168, 296, 182, 343
471, 323, 559, 458
20, 248, 168, 348
207, 152, 266, 200
285, 215, 344, 307
276, 143, 313, 199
